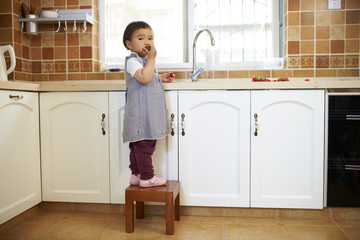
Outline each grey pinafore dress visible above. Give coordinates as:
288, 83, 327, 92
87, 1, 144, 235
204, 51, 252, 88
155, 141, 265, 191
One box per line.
122, 52, 170, 143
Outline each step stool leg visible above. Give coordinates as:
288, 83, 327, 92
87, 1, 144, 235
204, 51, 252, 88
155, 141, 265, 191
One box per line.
175, 192, 180, 221
125, 192, 134, 233
136, 201, 144, 219
165, 193, 175, 235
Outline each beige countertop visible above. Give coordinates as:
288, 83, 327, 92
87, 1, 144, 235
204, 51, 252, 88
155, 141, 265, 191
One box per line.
1, 77, 360, 92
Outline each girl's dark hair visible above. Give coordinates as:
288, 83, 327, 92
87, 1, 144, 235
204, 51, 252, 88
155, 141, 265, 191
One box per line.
123, 21, 152, 50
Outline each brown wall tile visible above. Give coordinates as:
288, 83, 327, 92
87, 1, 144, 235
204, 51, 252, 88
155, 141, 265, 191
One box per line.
31, 47, 42, 60
271, 70, 293, 77
86, 73, 105, 80
208, 71, 227, 78
345, 55, 359, 68
0, 29, 12, 43
331, 25, 345, 40
106, 72, 125, 80
316, 69, 337, 77
0, 14, 12, 28
316, 55, 329, 68
301, 12, 314, 25
42, 62, 55, 73
49, 73, 67, 81
32, 61, 42, 73
338, 69, 359, 77
55, 47, 67, 59
288, 56, 301, 68
316, 40, 330, 54
68, 61, 80, 72
301, 0, 314, 10
293, 69, 314, 77
55, 34, 66, 46
68, 0, 79, 5
301, 55, 314, 68
330, 55, 345, 68
68, 46, 79, 59
250, 70, 271, 78
316, 26, 330, 39
288, 0, 300, 11
316, 0, 328, 10
0, 0, 12, 13
288, 27, 300, 40
229, 71, 249, 78
31, 35, 42, 47
301, 26, 314, 39
345, 0, 360, 9
55, 61, 67, 72
316, 12, 330, 26
301, 41, 314, 54
346, 10, 360, 24
331, 11, 345, 25
43, 47, 54, 59
80, 46, 92, 59
345, 39, 359, 53
81, 60, 92, 72
288, 12, 299, 26
331, 40, 345, 53
346, 25, 359, 38
68, 33, 80, 46
288, 41, 300, 54
68, 73, 86, 80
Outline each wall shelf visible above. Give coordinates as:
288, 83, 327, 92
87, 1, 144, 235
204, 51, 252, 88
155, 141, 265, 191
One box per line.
19, 9, 94, 34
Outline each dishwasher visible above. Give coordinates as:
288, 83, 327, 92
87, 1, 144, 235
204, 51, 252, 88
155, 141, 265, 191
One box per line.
327, 92, 360, 207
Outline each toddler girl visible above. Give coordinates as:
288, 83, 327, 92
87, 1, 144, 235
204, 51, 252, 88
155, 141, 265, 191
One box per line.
122, 21, 174, 187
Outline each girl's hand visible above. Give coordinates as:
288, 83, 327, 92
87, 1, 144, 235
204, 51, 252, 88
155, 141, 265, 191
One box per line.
161, 72, 175, 83
144, 44, 157, 59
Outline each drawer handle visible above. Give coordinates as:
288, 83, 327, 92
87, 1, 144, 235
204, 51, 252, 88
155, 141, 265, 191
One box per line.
9, 94, 24, 100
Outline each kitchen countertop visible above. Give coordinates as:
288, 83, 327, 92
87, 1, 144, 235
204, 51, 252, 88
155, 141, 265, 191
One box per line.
1, 77, 360, 92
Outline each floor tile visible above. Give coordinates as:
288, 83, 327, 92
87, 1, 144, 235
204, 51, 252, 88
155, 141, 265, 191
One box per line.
284, 225, 349, 240
225, 224, 287, 240
224, 217, 278, 225
341, 227, 360, 240
334, 220, 360, 227
163, 222, 224, 240
0, 217, 61, 238
101, 218, 165, 240
279, 218, 335, 226
40, 218, 113, 239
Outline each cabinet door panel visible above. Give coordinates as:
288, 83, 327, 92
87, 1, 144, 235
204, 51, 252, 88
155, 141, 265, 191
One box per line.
40, 92, 109, 203
0, 91, 41, 225
251, 90, 324, 209
109, 91, 178, 204
179, 91, 250, 207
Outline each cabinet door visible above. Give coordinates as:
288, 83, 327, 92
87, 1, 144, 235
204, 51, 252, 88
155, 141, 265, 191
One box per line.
40, 92, 109, 203
109, 91, 178, 204
0, 91, 41, 225
251, 90, 324, 209
179, 91, 250, 207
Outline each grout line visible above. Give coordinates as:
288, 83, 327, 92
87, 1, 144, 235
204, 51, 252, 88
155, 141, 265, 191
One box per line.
331, 219, 353, 240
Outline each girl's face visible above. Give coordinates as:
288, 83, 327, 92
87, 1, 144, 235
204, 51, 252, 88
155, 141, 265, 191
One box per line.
126, 28, 154, 58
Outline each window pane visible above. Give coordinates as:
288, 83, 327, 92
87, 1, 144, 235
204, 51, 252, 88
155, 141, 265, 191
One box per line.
193, 0, 275, 64
102, 0, 184, 66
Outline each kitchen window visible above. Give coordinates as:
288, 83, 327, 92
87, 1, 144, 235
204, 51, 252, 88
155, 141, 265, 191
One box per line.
99, 0, 281, 70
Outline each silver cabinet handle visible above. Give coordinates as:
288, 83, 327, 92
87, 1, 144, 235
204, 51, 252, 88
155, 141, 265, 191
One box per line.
346, 115, 360, 120
345, 165, 360, 171
9, 95, 24, 100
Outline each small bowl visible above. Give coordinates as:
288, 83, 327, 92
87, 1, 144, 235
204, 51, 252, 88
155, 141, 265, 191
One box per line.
41, 10, 58, 18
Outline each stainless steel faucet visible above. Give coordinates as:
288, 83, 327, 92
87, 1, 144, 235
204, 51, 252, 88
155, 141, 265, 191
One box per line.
191, 29, 215, 82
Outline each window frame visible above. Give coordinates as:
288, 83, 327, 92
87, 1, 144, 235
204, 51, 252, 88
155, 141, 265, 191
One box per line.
99, 0, 281, 71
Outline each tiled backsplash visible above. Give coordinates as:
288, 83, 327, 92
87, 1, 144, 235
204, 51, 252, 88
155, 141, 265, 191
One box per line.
0, 0, 359, 81
284, 0, 360, 77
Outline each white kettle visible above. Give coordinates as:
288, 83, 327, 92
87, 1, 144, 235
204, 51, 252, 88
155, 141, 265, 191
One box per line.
0, 45, 16, 81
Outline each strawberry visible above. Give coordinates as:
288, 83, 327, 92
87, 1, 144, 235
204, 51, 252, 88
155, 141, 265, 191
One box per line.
305, 79, 310, 81
145, 46, 150, 51
170, 72, 175, 78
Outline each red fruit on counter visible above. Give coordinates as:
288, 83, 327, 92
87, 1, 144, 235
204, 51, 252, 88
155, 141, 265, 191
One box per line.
170, 72, 175, 78
305, 79, 310, 81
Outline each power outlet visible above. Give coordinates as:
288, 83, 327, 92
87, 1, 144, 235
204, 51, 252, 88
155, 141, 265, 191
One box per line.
328, 0, 341, 9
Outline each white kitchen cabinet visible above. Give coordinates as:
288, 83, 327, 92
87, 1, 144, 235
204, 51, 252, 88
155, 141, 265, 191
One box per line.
179, 91, 251, 207
40, 92, 109, 203
109, 91, 178, 204
0, 91, 41, 225
251, 90, 324, 209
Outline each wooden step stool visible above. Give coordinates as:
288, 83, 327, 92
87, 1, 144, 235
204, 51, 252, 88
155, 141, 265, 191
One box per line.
125, 180, 180, 235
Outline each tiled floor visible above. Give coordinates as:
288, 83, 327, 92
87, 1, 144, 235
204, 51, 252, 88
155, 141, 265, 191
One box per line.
0, 210, 359, 240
